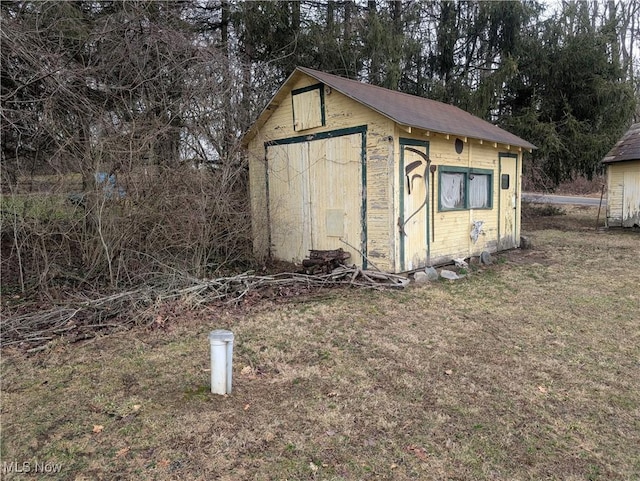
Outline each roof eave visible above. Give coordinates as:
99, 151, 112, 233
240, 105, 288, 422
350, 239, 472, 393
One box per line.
394, 123, 536, 151
241, 68, 306, 147
244, 66, 538, 151
602, 156, 640, 164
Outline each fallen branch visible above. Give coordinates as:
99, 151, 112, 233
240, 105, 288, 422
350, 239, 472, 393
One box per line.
1, 267, 408, 350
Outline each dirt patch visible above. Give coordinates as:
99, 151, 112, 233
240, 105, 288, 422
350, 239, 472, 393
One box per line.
500, 246, 553, 266
522, 203, 604, 232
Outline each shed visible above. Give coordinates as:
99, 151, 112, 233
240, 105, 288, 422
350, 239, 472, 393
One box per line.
244, 67, 536, 273
602, 123, 640, 228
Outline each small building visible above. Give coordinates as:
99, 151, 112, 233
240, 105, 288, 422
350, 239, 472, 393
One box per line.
602, 123, 640, 228
243, 67, 536, 273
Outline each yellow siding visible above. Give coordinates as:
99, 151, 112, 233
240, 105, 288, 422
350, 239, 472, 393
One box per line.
607, 163, 626, 226
248, 72, 524, 272
607, 160, 640, 227
392, 131, 519, 267
248, 74, 395, 269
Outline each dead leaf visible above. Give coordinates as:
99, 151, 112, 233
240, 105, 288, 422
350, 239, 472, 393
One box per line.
538, 385, 548, 393
115, 447, 130, 458
92, 425, 104, 434
406, 445, 428, 461
241, 366, 252, 376
157, 459, 170, 468
390, 463, 398, 469
132, 404, 141, 412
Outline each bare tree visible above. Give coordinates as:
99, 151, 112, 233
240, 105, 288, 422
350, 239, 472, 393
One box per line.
1, 1, 253, 294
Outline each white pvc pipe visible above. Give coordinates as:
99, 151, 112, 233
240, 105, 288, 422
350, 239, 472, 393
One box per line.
209, 330, 234, 394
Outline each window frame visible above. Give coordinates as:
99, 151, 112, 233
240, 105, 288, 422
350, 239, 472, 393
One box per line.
438, 166, 494, 212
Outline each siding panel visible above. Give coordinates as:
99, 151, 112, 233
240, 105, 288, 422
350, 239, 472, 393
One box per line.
607, 161, 640, 228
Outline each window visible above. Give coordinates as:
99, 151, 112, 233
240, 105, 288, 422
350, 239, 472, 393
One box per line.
455, 138, 464, 154
440, 172, 465, 209
501, 174, 510, 190
469, 173, 490, 208
292, 84, 325, 131
439, 168, 493, 211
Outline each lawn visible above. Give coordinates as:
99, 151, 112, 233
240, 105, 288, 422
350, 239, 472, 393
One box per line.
1, 205, 639, 480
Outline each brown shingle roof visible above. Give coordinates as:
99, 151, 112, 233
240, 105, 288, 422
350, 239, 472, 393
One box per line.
298, 67, 536, 150
602, 123, 640, 164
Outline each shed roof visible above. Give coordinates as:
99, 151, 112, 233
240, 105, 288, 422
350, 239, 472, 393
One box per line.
602, 123, 640, 164
244, 67, 536, 150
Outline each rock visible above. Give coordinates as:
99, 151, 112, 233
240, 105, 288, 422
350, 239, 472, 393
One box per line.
520, 235, 533, 250
479, 251, 493, 265
414, 271, 429, 284
440, 269, 460, 280
424, 266, 439, 281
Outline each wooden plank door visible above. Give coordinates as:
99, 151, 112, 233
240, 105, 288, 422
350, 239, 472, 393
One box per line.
266, 142, 311, 263
266, 131, 365, 266
499, 154, 518, 249
401, 143, 429, 271
307, 134, 364, 265
622, 168, 640, 227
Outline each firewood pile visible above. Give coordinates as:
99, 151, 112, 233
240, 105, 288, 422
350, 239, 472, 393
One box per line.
2, 266, 409, 351
301, 248, 352, 274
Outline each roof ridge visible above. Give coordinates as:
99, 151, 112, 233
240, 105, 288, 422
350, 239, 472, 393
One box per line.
298, 66, 481, 120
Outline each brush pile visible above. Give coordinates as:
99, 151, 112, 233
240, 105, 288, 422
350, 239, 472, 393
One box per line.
2, 268, 408, 351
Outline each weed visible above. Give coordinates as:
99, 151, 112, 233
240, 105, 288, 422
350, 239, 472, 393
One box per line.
317, 350, 331, 361
183, 385, 210, 400
587, 463, 602, 480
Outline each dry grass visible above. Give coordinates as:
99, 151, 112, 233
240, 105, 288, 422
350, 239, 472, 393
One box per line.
2, 205, 639, 480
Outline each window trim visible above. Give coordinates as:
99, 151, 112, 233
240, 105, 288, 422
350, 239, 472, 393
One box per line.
438, 166, 493, 212
291, 83, 325, 131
